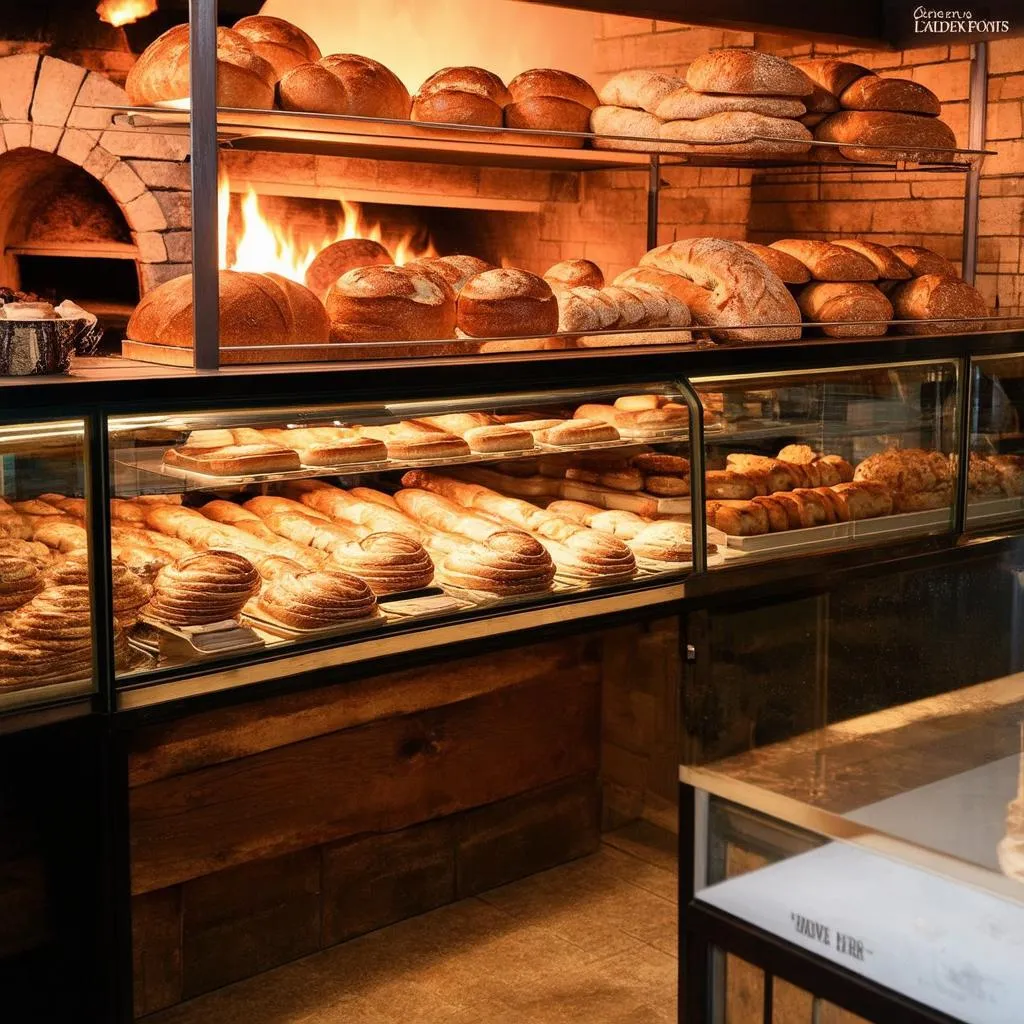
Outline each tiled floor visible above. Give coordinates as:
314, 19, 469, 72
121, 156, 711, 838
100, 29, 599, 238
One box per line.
150, 822, 678, 1024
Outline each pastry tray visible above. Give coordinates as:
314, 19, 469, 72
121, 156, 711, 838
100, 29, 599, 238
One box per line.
135, 615, 266, 658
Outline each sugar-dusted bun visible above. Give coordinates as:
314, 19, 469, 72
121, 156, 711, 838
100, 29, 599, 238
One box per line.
813, 110, 957, 163
639, 238, 802, 343
544, 259, 605, 292
734, 241, 811, 285
654, 84, 806, 121
127, 270, 330, 354
769, 239, 878, 282
590, 105, 662, 149
839, 76, 940, 116
231, 15, 320, 78
891, 275, 988, 335
797, 282, 893, 338
888, 245, 958, 278
279, 54, 411, 118
505, 69, 599, 147
832, 239, 911, 280
686, 49, 813, 98
598, 70, 683, 112
126, 25, 276, 108
326, 265, 457, 343
304, 239, 392, 301
794, 59, 873, 98
409, 255, 492, 293
259, 569, 378, 629
659, 112, 812, 156
457, 269, 558, 339
413, 67, 510, 128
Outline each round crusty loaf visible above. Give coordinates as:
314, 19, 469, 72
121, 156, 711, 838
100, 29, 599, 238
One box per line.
795, 59, 873, 98
127, 270, 329, 351
769, 239, 878, 282
279, 54, 411, 119
126, 25, 276, 108
591, 105, 662, 149
544, 259, 605, 292
839, 76, 940, 116
457, 269, 558, 338
413, 67, 510, 128
659, 112, 812, 156
831, 239, 911, 280
598, 70, 683, 112
639, 238, 802, 343
813, 110, 957, 163
409, 255, 492, 293
653, 85, 806, 121
259, 569, 377, 628
888, 245, 958, 278
797, 282, 893, 338
326, 265, 457, 343
686, 49, 813, 98
733, 241, 811, 285
304, 239, 392, 301
891, 274, 987, 335
506, 69, 599, 148
231, 15, 320, 79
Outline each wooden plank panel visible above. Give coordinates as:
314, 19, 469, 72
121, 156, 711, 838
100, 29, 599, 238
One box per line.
180, 848, 321, 999
321, 819, 454, 947
130, 664, 600, 894
455, 774, 601, 898
128, 638, 592, 787
131, 887, 182, 1018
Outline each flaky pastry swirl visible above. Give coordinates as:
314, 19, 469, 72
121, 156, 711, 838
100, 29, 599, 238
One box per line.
258, 570, 378, 629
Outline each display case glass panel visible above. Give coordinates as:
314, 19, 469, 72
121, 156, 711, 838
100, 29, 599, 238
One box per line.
107, 383, 705, 683
693, 360, 960, 564
0, 419, 96, 711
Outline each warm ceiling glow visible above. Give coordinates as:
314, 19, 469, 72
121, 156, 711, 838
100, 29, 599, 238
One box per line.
218, 177, 438, 283
97, 0, 158, 27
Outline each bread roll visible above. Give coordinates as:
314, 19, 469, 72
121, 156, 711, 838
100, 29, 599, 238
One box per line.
733, 241, 811, 285
591, 106, 662, 149
259, 570, 377, 629
598, 70, 682, 112
639, 238, 802, 343
890, 275, 987, 335
798, 282, 893, 338
163, 443, 302, 476
304, 239, 392, 301
795, 60, 873, 97
506, 69, 598, 147
653, 85, 805, 121
279, 54, 411, 119
832, 239, 911, 280
410, 255, 492, 293
231, 15, 320, 78
686, 49, 813, 98
545, 259, 604, 292
127, 271, 330, 357
814, 110, 957, 163
888, 245, 958, 278
126, 25, 276, 108
706, 500, 770, 536
769, 239, 878, 282
146, 550, 260, 626
326, 265, 456, 344
830, 482, 894, 520
457, 269, 558, 339
413, 67, 509, 128
707, 470, 757, 500
659, 112, 812, 156
839, 76, 940, 116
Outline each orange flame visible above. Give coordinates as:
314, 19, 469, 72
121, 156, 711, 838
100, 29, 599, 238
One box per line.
96, 0, 157, 27
217, 177, 438, 284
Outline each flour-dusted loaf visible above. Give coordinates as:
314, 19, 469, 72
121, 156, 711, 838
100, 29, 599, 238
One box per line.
231, 15, 320, 78
831, 239, 912, 280
769, 239, 878, 281
544, 259, 605, 292
658, 112, 812, 156
410, 255, 493, 294
686, 49, 814, 98
598, 70, 683, 112
890, 275, 987, 335
839, 76, 940, 116
797, 282, 893, 338
653, 85, 806, 121
733, 241, 811, 285
505, 69, 599, 147
639, 238, 802, 343
814, 110, 957, 162
279, 53, 411, 118
591, 105, 663, 149
457, 269, 559, 339
303, 239, 392, 301
413, 67, 510, 128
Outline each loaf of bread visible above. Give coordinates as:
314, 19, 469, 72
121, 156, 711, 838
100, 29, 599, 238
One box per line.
659, 112, 811, 156
888, 245, 958, 278
303, 239, 392, 302
456, 269, 558, 339
545, 500, 699, 562
598, 70, 682, 112
505, 69, 599, 147
259, 427, 387, 467
814, 110, 957, 163
574, 402, 689, 438
0, 555, 42, 612
733, 241, 811, 285
231, 15, 320, 78
163, 441, 301, 476
830, 482, 894, 520
639, 238, 802, 343
839, 76, 940, 116
545, 259, 605, 292
357, 422, 471, 461
591, 106, 663, 150
797, 282, 893, 338
707, 470, 758, 500
524, 418, 619, 445
412, 414, 535, 453
279, 54, 411, 119
853, 448, 952, 511
795, 60, 873, 98
890, 275, 987, 335
126, 25, 276, 108
706, 500, 770, 536
257, 570, 378, 629
653, 85, 806, 121
127, 271, 330, 357
413, 67, 510, 129
145, 550, 261, 626
410, 255, 492, 293
831, 239, 911, 280
686, 49, 814, 98
769, 239, 878, 281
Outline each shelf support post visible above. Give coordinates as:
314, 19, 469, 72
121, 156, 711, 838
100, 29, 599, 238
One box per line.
647, 154, 661, 252
189, 0, 220, 370
962, 41, 988, 286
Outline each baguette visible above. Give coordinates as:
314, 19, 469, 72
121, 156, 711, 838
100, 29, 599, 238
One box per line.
750, 495, 791, 532
706, 470, 757, 500
358, 423, 472, 460
163, 443, 301, 476
706, 500, 770, 536
525, 418, 620, 445
574, 402, 688, 437
260, 427, 387, 466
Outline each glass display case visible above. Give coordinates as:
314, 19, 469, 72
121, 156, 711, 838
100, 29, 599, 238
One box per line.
0, 418, 97, 712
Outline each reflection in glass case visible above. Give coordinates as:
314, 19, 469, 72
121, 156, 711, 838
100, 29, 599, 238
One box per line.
0, 419, 96, 710
694, 360, 960, 563
106, 384, 707, 682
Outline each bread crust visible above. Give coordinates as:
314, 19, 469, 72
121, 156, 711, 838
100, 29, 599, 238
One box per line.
279, 54, 411, 118
231, 15, 320, 78
831, 239, 911, 280
304, 239, 392, 301
733, 241, 811, 285
888, 245, 958, 278
839, 76, 940, 116
658, 112, 812, 156
598, 70, 682, 112
813, 110, 957, 163
545, 259, 605, 292
769, 239, 878, 281
686, 49, 814, 98
797, 282, 893, 338
591, 105, 663, 149
654, 85, 805, 121
891, 275, 987, 335
794, 60, 873, 97
457, 269, 558, 338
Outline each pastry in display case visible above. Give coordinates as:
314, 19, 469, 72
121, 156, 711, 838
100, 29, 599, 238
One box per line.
105, 385, 712, 680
